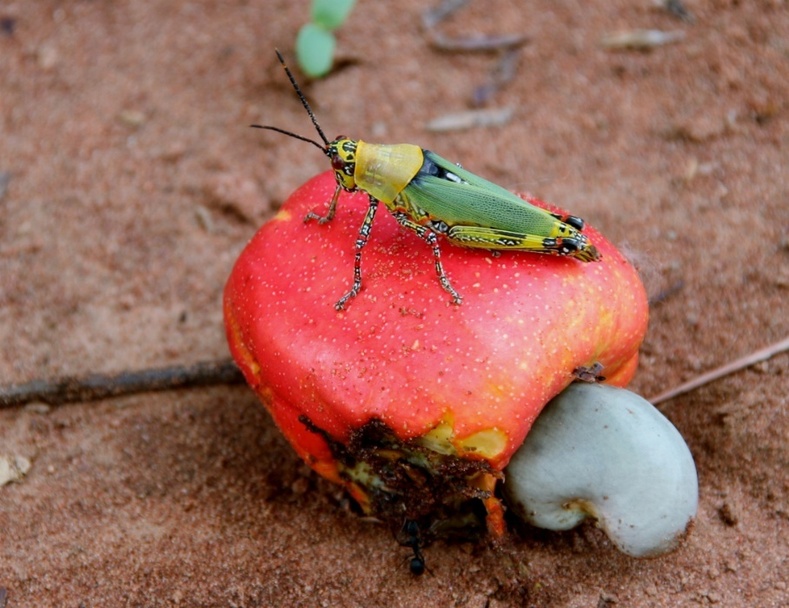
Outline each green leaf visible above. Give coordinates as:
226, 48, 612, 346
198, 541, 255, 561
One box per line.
311, 0, 356, 31
295, 23, 336, 78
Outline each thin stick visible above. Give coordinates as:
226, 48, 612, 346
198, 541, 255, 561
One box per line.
648, 280, 684, 306
427, 32, 529, 53
422, 0, 470, 30
422, 0, 528, 53
0, 359, 245, 409
649, 336, 789, 405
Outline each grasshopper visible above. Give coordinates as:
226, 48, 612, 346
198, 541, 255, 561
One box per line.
255, 51, 601, 310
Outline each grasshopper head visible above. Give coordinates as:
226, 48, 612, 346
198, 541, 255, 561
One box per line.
328, 137, 358, 191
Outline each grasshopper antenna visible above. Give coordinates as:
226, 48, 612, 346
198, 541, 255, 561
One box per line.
249, 125, 327, 152
250, 50, 332, 152
273, 48, 331, 146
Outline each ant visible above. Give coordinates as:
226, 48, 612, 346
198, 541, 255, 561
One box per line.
399, 519, 426, 575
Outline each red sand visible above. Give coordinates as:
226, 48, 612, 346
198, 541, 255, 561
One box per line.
1, 2, 786, 606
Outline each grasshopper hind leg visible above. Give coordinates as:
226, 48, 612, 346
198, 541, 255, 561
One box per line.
544, 235, 601, 262
550, 212, 585, 231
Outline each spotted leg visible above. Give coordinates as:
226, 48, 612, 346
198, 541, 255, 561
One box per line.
394, 213, 462, 305
335, 195, 379, 310
305, 183, 342, 224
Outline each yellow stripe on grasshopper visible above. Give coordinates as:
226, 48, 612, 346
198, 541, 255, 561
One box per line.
447, 226, 570, 250
447, 225, 599, 261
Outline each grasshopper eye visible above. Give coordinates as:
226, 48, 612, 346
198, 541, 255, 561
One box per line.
331, 154, 346, 172
331, 153, 357, 191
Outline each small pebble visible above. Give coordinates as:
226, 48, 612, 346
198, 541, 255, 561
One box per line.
601, 29, 685, 51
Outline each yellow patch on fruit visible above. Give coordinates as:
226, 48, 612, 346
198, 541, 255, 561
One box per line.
417, 417, 507, 461
457, 428, 508, 459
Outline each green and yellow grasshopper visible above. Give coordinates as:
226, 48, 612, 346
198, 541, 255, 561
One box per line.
255, 51, 601, 310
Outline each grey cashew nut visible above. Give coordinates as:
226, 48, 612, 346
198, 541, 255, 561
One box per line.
504, 383, 698, 557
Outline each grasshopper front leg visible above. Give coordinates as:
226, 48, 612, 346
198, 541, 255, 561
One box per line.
393, 213, 463, 305
305, 183, 342, 224
335, 195, 379, 310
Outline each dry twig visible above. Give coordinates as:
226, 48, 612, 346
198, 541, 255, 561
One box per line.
649, 336, 789, 405
0, 359, 244, 409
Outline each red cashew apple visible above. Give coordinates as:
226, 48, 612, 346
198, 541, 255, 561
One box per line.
224, 171, 648, 539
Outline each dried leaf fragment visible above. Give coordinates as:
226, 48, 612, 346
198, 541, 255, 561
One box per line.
0, 454, 32, 486
426, 106, 514, 132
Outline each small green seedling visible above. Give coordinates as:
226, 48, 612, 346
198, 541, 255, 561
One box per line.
296, 0, 356, 78
255, 51, 601, 310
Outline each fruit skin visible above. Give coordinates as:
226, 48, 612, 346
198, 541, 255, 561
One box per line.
224, 171, 648, 534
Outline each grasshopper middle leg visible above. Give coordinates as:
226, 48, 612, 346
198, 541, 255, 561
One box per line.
394, 212, 462, 305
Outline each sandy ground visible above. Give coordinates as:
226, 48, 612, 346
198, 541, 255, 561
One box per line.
1, 1, 787, 606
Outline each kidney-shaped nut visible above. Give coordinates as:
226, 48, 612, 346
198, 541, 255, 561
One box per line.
504, 382, 698, 557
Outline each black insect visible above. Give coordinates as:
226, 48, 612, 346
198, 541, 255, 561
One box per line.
399, 519, 426, 575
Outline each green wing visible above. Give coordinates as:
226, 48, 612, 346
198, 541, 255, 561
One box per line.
402, 150, 559, 235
